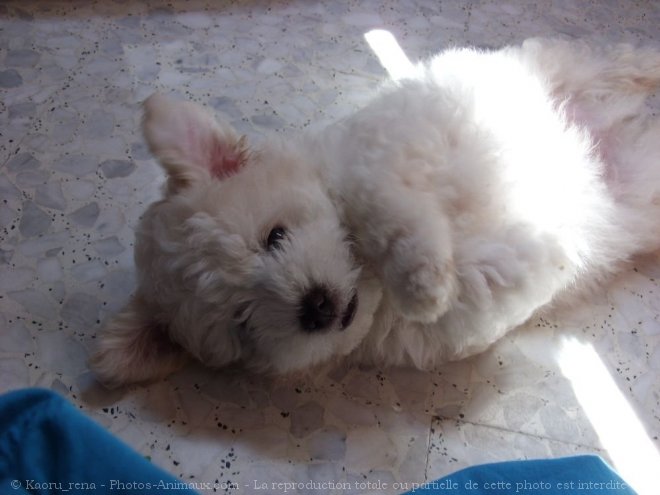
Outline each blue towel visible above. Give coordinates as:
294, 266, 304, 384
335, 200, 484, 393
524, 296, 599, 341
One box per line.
0, 388, 636, 495
0, 388, 200, 495
405, 455, 636, 494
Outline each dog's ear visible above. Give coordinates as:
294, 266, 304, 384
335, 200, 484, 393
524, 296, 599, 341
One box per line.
142, 93, 248, 193
89, 297, 188, 388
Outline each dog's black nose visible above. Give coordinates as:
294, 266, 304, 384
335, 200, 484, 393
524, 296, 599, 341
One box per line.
299, 286, 337, 332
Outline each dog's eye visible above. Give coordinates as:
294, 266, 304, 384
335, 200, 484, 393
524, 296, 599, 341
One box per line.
266, 226, 286, 251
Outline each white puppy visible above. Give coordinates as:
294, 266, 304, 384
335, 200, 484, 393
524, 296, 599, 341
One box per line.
91, 38, 660, 386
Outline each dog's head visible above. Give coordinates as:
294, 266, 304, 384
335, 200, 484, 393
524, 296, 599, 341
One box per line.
90, 94, 379, 386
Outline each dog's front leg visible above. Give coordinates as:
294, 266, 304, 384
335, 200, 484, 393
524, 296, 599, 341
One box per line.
344, 184, 458, 324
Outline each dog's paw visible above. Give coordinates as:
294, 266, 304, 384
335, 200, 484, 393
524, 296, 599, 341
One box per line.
382, 238, 457, 323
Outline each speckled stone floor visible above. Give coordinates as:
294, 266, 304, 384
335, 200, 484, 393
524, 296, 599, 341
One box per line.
1, 1, 660, 494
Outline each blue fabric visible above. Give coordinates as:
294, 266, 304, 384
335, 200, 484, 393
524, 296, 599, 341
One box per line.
0, 388, 199, 495
405, 455, 636, 494
0, 388, 637, 495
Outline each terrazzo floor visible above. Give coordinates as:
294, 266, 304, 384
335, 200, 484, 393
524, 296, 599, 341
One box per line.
2, 1, 660, 494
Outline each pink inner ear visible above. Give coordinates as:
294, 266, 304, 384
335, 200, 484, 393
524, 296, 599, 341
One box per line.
209, 140, 244, 179
185, 121, 244, 179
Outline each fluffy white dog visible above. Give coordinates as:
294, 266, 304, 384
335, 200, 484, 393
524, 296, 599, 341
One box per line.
91, 38, 660, 386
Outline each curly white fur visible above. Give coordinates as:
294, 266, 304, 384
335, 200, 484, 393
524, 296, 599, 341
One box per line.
90, 38, 660, 386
